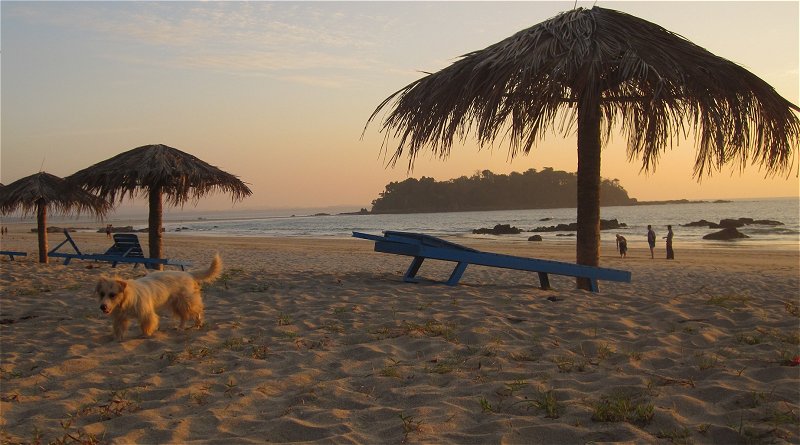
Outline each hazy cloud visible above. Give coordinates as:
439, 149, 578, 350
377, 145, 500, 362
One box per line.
5, 2, 387, 85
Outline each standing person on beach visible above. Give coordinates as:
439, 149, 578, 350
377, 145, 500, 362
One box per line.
647, 225, 656, 259
615, 234, 627, 258
106, 224, 112, 239
664, 225, 674, 259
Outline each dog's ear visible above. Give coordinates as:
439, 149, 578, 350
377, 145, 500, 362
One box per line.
115, 279, 128, 291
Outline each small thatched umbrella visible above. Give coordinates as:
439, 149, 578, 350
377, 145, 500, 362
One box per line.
67, 144, 252, 268
367, 6, 799, 290
0, 172, 112, 263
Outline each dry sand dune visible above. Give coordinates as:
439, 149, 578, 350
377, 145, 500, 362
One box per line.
1, 229, 798, 444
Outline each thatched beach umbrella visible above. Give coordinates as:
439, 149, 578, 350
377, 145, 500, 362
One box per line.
367, 6, 799, 290
67, 144, 252, 267
0, 172, 112, 263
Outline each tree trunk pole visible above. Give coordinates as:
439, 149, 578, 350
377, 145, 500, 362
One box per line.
36, 200, 48, 264
148, 185, 164, 270
575, 91, 602, 290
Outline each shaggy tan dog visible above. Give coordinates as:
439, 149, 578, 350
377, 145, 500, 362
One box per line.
94, 254, 222, 340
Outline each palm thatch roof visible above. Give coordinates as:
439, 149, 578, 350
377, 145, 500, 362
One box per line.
67, 144, 252, 205
0, 172, 111, 216
367, 6, 799, 176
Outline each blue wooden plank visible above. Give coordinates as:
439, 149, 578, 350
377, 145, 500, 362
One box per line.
352, 232, 386, 242
0, 251, 27, 260
410, 244, 631, 282
353, 230, 632, 292
537, 272, 551, 290
384, 231, 479, 252
403, 257, 425, 283
446, 262, 469, 285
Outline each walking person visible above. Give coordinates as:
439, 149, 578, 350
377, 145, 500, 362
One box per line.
106, 224, 112, 239
664, 225, 674, 259
647, 225, 656, 259
615, 234, 627, 258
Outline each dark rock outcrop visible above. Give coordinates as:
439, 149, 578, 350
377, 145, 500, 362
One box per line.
96, 225, 144, 233
531, 219, 627, 232
685, 218, 783, 229
528, 235, 543, 241
31, 226, 79, 233
683, 219, 716, 228
703, 227, 749, 240
473, 224, 522, 235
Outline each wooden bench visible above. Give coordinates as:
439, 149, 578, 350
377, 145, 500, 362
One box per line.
48, 230, 191, 271
353, 231, 631, 293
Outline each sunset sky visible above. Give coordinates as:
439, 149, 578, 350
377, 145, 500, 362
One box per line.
2, 1, 798, 213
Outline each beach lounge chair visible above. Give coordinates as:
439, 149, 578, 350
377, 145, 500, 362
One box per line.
104, 233, 146, 260
48, 230, 191, 270
0, 251, 27, 260
353, 231, 631, 293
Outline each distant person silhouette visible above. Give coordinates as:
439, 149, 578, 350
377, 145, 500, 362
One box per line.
106, 224, 112, 239
615, 234, 627, 258
647, 225, 656, 259
664, 225, 674, 259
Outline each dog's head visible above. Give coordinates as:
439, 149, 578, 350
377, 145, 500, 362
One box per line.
95, 276, 128, 315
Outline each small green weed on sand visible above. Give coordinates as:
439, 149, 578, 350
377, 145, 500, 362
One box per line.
399, 412, 423, 443
250, 344, 270, 360
553, 355, 588, 373
379, 359, 403, 379
403, 320, 458, 342
51, 417, 104, 445
519, 388, 560, 419
736, 332, 762, 345
479, 397, 495, 413
277, 313, 292, 326
76, 389, 140, 420
695, 352, 719, 371
591, 392, 654, 426
0, 367, 22, 380
705, 294, 750, 310
222, 336, 247, 352
655, 427, 692, 444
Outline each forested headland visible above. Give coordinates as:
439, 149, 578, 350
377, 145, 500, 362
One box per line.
370, 168, 637, 214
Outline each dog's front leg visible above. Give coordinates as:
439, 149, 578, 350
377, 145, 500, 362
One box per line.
113, 318, 130, 341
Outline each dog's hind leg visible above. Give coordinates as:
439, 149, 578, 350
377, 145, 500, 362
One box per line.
171, 291, 204, 329
140, 313, 160, 337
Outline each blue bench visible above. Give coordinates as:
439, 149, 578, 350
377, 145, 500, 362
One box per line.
0, 251, 27, 260
353, 231, 631, 293
48, 230, 191, 271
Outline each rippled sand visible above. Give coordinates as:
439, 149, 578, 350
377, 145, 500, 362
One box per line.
1, 228, 798, 444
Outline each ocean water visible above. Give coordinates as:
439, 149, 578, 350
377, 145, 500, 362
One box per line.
159, 198, 799, 250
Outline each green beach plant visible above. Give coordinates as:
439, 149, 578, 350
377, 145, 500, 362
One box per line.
655, 427, 692, 444
591, 392, 654, 426
398, 412, 423, 443
479, 397, 496, 413
531, 389, 560, 419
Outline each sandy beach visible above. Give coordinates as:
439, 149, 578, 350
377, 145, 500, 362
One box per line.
1, 226, 798, 444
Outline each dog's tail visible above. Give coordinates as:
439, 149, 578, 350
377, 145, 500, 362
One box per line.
191, 253, 223, 283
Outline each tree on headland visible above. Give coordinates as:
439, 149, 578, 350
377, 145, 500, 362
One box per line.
371, 168, 635, 213
365, 7, 799, 290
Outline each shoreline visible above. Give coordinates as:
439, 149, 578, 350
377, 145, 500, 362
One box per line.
2, 221, 797, 252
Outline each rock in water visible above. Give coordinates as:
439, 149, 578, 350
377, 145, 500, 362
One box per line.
703, 227, 749, 240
